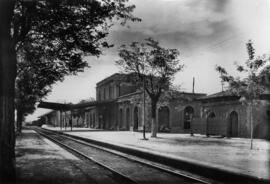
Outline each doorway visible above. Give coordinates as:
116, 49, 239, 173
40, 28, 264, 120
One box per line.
133, 107, 139, 131
229, 111, 238, 137
126, 108, 130, 130
119, 109, 123, 129
184, 106, 194, 129
158, 106, 170, 132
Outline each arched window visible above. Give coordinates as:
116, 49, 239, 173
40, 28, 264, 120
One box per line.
208, 112, 216, 118
109, 86, 113, 99
98, 90, 101, 101
103, 88, 106, 100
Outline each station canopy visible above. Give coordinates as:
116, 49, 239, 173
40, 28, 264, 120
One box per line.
38, 101, 72, 111
38, 100, 116, 111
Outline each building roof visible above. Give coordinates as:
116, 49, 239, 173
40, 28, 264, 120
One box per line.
198, 91, 236, 100
71, 99, 116, 109
96, 72, 139, 87
171, 91, 206, 97
96, 73, 121, 86
117, 89, 207, 103
37, 110, 54, 118
198, 90, 270, 102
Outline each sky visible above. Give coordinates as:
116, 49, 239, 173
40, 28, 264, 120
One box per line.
26, 0, 270, 121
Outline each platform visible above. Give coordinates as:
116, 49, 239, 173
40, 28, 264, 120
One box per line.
44, 126, 270, 181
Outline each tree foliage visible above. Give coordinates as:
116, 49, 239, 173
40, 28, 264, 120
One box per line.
116, 38, 183, 99
13, 0, 140, 129
15, 49, 56, 131
13, 0, 140, 79
116, 38, 183, 137
216, 40, 270, 101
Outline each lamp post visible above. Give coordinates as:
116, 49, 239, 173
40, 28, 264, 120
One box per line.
190, 114, 194, 136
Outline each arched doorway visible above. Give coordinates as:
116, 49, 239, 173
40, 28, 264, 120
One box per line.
184, 106, 194, 129
91, 114, 94, 128
93, 114, 95, 128
158, 106, 170, 132
133, 107, 139, 131
89, 114, 92, 128
119, 109, 123, 129
126, 108, 130, 130
206, 112, 215, 136
229, 111, 238, 137
103, 108, 108, 129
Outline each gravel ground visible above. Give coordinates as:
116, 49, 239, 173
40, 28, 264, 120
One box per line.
44, 126, 270, 180
16, 129, 124, 184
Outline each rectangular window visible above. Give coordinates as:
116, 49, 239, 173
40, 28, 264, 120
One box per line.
103, 88, 106, 100
98, 90, 101, 101
109, 86, 112, 99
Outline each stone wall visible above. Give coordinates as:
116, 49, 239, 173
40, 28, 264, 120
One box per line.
191, 99, 270, 139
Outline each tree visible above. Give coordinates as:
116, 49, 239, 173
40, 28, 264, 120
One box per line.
216, 40, 270, 149
116, 38, 183, 137
1, 0, 140, 182
0, 0, 17, 182
13, 0, 140, 132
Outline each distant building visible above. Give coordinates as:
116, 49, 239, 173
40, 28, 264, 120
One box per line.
192, 91, 270, 139
38, 110, 60, 127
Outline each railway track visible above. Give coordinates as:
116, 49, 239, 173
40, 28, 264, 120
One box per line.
34, 127, 216, 184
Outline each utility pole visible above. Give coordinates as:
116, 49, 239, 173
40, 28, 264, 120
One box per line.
142, 76, 147, 140
221, 81, 224, 92
60, 110, 62, 131
70, 111, 73, 131
192, 77, 195, 94
64, 111, 67, 131
191, 77, 195, 136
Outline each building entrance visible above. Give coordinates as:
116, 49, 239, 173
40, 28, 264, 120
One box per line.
229, 111, 238, 137
158, 106, 170, 132
133, 107, 139, 131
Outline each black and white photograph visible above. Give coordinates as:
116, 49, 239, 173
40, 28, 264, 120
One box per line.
0, 0, 269, 183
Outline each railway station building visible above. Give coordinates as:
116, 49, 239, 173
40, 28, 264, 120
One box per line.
38, 73, 270, 139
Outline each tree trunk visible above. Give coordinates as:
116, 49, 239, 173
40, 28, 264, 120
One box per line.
16, 109, 24, 133
150, 100, 157, 137
0, 0, 16, 182
249, 103, 254, 149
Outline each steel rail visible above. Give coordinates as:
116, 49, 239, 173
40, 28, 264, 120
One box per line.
34, 128, 138, 184
35, 127, 217, 184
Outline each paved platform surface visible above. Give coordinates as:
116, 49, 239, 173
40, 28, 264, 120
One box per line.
45, 126, 270, 180
16, 129, 122, 184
